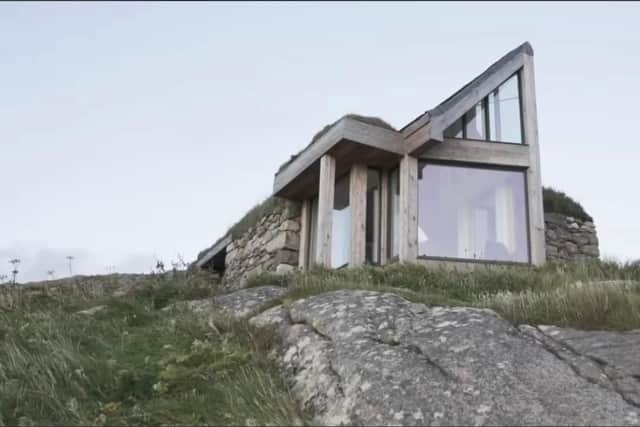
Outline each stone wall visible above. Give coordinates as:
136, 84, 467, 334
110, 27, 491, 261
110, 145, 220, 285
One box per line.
544, 213, 599, 261
223, 201, 301, 288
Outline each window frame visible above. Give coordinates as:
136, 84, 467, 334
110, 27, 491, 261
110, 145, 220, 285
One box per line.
416, 159, 532, 265
444, 71, 526, 145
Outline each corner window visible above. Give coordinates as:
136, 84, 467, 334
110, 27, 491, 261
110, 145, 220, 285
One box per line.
443, 72, 523, 144
417, 163, 529, 263
366, 169, 381, 264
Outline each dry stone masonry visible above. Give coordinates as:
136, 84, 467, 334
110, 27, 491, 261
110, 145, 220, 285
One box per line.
544, 213, 599, 261
223, 201, 301, 288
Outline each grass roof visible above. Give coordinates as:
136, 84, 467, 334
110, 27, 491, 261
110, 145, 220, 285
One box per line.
543, 186, 593, 222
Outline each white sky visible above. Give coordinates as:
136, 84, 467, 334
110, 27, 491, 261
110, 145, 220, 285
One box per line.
1, 2, 639, 282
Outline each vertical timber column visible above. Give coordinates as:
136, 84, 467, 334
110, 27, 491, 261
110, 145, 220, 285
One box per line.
349, 163, 367, 266
398, 154, 418, 262
521, 53, 546, 266
298, 199, 310, 269
379, 170, 389, 265
315, 154, 336, 267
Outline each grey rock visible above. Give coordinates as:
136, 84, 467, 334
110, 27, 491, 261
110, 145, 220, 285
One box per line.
526, 325, 640, 407
251, 290, 640, 426
167, 286, 287, 319
210, 285, 287, 318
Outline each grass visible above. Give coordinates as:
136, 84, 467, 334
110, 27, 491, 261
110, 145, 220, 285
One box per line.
0, 271, 303, 426
543, 186, 593, 222
246, 259, 640, 331
2, 259, 639, 425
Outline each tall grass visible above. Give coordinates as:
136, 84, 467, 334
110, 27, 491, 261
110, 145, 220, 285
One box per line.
247, 260, 640, 331
0, 272, 302, 426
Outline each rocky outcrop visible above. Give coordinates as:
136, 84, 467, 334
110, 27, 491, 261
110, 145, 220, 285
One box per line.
545, 213, 599, 261
224, 201, 301, 288
167, 286, 287, 318
251, 290, 640, 426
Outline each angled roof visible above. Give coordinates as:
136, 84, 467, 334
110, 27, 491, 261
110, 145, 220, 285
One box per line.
402, 42, 534, 150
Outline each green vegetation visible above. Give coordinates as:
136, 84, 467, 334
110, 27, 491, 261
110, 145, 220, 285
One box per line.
543, 186, 593, 222
0, 271, 302, 426
3, 259, 639, 425
247, 259, 640, 331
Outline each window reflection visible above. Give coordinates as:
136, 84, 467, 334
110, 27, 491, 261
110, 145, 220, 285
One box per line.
418, 163, 529, 263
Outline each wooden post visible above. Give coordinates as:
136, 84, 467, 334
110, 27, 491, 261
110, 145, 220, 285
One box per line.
521, 54, 546, 266
315, 154, 336, 267
379, 170, 389, 265
398, 154, 418, 262
349, 163, 367, 266
298, 199, 310, 269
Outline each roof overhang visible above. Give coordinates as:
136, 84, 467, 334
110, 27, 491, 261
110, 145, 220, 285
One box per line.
194, 234, 231, 269
273, 117, 405, 200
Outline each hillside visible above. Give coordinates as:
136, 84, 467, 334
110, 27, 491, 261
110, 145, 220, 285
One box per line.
1, 261, 639, 425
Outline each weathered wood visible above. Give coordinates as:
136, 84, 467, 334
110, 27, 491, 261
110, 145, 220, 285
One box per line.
420, 138, 530, 168
521, 54, 546, 265
349, 164, 368, 266
379, 170, 389, 265
315, 154, 336, 267
398, 155, 418, 262
430, 52, 527, 141
274, 118, 404, 197
298, 199, 311, 269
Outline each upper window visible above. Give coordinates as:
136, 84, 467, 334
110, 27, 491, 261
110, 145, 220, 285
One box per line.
444, 73, 523, 144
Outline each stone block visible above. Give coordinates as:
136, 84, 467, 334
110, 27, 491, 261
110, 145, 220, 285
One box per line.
275, 249, 298, 265
582, 245, 600, 257
565, 242, 578, 254
266, 231, 300, 252
280, 219, 300, 232
276, 263, 296, 274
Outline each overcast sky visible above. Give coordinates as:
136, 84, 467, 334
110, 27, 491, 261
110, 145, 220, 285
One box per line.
1, 2, 639, 282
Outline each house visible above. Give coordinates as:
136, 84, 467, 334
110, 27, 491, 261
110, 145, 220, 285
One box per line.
195, 42, 597, 285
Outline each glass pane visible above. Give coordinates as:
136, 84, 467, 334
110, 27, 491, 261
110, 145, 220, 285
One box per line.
387, 168, 400, 259
366, 169, 381, 264
331, 174, 351, 268
308, 196, 318, 267
444, 117, 463, 138
464, 101, 486, 140
418, 163, 529, 263
489, 74, 523, 143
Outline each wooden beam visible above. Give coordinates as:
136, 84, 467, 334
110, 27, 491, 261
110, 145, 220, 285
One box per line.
430, 52, 527, 141
315, 154, 336, 267
398, 154, 418, 262
298, 199, 311, 269
273, 118, 404, 197
420, 138, 530, 168
379, 170, 389, 265
349, 163, 368, 266
521, 55, 546, 266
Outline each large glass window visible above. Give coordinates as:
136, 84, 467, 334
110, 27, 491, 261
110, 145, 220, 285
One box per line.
417, 163, 529, 263
444, 72, 523, 144
387, 168, 400, 259
331, 174, 351, 268
489, 74, 522, 144
366, 169, 381, 264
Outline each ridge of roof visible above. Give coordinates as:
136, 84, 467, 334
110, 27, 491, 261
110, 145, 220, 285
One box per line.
400, 42, 533, 133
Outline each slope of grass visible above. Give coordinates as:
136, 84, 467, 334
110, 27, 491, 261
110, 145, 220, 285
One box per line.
543, 186, 593, 222
0, 272, 302, 426
246, 259, 640, 331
